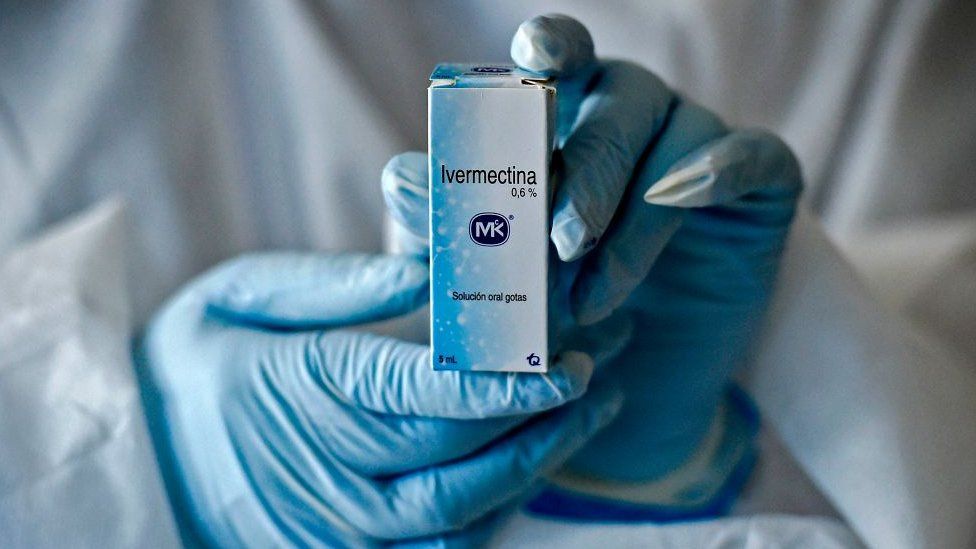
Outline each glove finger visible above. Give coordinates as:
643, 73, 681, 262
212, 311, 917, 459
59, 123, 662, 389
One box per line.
370, 382, 623, 539
642, 128, 803, 210
573, 127, 802, 325
205, 252, 428, 329
388, 221, 429, 258
550, 60, 675, 262
510, 14, 595, 77
315, 330, 597, 418
254, 333, 530, 476
321, 410, 529, 477
382, 151, 429, 240
382, 152, 429, 257
216, 342, 381, 543
323, 315, 632, 477
392, 510, 507, 549
570, 101, 728, 324
510, 13, 599, 140
643, 129, 802, 304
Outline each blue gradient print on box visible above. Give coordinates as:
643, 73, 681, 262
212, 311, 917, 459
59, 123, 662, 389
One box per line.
429, 64, 555, 372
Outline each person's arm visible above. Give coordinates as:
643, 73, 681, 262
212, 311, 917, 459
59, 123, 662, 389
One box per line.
748, 211, 976, 549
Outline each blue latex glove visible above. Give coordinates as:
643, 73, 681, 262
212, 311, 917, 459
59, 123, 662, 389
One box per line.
383, 14, 801, 518
136, 252, 623, 546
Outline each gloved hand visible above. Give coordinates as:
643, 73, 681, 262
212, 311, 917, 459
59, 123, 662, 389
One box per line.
383, 14, 801, 519
136, 252, 623, 546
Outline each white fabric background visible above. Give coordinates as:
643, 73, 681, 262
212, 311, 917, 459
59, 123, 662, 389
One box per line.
2, 1, 975, 547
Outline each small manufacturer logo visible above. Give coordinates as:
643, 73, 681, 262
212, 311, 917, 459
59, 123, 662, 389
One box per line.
471, 66, 512, 74
526, 353, 542, 367
469, 212, 510, 246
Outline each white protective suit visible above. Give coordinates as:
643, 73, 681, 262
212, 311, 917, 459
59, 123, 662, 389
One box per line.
1, 1, 975, 548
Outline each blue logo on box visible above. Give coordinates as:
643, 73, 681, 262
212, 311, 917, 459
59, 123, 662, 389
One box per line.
471, 66, 512, 74
469, 212, 510, 246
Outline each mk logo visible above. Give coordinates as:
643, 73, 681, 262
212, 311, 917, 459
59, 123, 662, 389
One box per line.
469, 213, 510, 246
